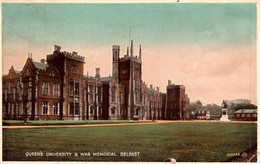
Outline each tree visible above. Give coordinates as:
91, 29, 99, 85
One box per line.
195, 100, 202, 106
205, 104, 222, 116
190, 101, 222, 117
190, 100, 203, 112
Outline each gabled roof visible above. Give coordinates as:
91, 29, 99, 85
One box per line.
33, 61, 49, 71
234, 109, 257, 114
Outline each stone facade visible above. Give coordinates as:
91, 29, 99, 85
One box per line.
3, 42, 190, 120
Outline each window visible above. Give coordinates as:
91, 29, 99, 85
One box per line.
89, 86, 94, 102
247, 114, 251, 117
253, 114, 257, 117
241, 114, 245, 117
69, 103, 74, 115
69, 103, 79, 115
90, 106, 94, 114
8, 82, 15, 94
119, 92, 122, 103
136, 93, 141, 102
111, 107, 116, 114
74, 103, 79, 115
23, 82, 29, 95
42, 101, 49, 115
71, 65, 78, 73
98, 87, 102, 102
75, 82, 79, 96
112, 86, 116, 103
43, 82, 49, 95
27, 69, 31, 76
236, 114, 240, 118
69, 81, 74, 96
53, 83, 60, 96
49, 70, 55, 77
53, 102, 59, 115
135, 80, 140, 89
8, 103, 13, 114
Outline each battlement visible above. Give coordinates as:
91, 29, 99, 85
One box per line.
63, 51, 85, 63
120, 55, 141, 63
112, 45, 120, 50
167, 84, 185, 90
47, 45, 85, 63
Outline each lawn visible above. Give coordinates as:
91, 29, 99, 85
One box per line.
2, 123, 257, 162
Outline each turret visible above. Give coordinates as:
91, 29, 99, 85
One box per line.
112, 45, 120, 82
139, 45, 142, 59
126, 47, 129, 57
130, 40, 133, 57
112, 45, 120, 62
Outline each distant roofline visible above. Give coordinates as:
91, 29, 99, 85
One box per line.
234, 109, 257, 113
84, 75, 112, 82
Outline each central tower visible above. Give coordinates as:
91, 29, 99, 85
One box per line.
112, 40, 143, 119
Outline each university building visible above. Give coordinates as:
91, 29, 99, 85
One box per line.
2, 41, 190, 120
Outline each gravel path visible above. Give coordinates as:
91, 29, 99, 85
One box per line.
2, 120, 257, 129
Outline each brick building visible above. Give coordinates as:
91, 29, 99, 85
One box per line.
2, 41, 189, 120
165, 80, 190, 120
234, 109, 257, 121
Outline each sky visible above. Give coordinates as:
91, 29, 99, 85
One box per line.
2, 3, 257, 105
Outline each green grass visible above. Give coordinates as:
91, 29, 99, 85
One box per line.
3, 123, 257, 162
3, 120, 148, 126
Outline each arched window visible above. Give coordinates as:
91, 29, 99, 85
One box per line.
112, 86, 116, 103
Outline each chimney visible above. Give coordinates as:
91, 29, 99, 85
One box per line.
41, 59, 45, 64
156, 87, 159, 92
150, 85, 153, 89
72, 51, 77, 56
168, 80, 172, 86
54, 45, 61, 52
95, 68, 100, 78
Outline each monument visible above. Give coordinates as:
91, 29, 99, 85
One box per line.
220, 100, 230, 121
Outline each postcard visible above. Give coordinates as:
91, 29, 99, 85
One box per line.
1, 1, 258, 163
